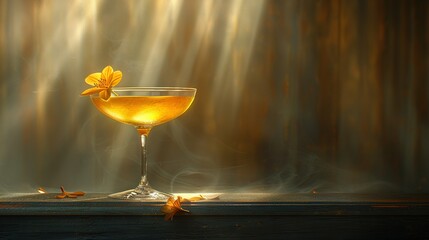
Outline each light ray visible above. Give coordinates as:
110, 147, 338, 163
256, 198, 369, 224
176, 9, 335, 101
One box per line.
176, 0, 214, 86
140, 0, 183, 86
210, 0, 265, 123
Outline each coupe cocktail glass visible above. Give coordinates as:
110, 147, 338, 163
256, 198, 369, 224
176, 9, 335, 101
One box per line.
90, 87, 196, 200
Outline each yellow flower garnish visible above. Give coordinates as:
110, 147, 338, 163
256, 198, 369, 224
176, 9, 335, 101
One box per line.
81, 65, 122, 101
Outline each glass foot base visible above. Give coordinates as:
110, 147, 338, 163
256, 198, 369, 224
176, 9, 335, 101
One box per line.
108, 186, 173, 201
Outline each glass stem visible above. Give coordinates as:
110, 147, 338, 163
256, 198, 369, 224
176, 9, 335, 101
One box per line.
137, 128, 151, 188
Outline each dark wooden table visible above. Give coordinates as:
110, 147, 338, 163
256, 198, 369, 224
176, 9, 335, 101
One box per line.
1, 193, 429, 239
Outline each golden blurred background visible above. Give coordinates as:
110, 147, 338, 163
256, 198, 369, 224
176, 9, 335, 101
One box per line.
0, 0, 428, 193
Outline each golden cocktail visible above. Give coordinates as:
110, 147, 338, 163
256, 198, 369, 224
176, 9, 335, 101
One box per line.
92, 96, 195, 128
90, 87, 196, 200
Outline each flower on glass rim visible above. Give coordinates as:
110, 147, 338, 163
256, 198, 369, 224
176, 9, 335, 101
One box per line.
81, 65, 122, 101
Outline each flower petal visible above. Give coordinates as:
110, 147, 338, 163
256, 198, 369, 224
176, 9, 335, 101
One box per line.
85, 73, 102, 86
166, 197, 175, 206
111, 71, 122, 86
56, 194, 66, 199
161, 205, 177, 214
164, 212, 176, 221
99, 89, 111, 101
173, 197, 183, 209
71, 191, 85, 196
81, 87, 104, 96
102, 66, 114, 82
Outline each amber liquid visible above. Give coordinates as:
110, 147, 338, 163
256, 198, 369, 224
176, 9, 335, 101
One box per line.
91, 96, 194, 128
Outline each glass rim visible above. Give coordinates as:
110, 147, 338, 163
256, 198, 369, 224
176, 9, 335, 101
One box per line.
112, 87, 196, 92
